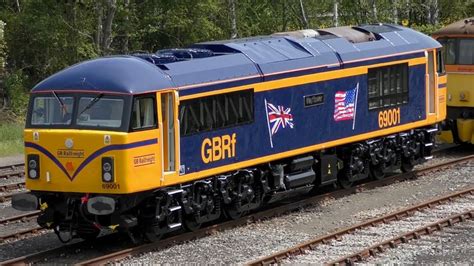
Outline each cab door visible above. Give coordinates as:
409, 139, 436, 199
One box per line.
427, 50, 437, 117
158, 91, 180, 185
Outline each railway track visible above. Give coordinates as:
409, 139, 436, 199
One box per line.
0, 226, 44, 243
328, 211, 473, 265
0, 210, 40, 225
0, 181, 25, 192
0, 163, 24, 180
0, 181, 25, 202
248, 188, 474, 265
0, 211, 42, 243
0, 154, 472, 265
0, 162, 25, 201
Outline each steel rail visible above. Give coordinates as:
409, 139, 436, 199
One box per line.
0, 163, 24, 173
1, 155, 472, 265
0, 226, 44, 243
0, 168, 24, 180
247, 187, 474, 265
0, 181, 25, 192
328, 210, 474, 265
0, 211, 40, 225
0, 234, 124, 266
0, 193, 15, 203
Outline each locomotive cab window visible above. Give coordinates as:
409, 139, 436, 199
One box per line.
436, 49, 445, 74
27, 93, 131, 131
76, 96, 125, 128
438, 38, 474, 65
459, 39, 474, 65
31, 95, 74, 125
179, 89, 254, 136
368, 63, 409, 110
131, 96, 157, 130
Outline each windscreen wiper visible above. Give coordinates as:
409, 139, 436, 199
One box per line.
78, 93, 104, 116
52, 91, 68, 114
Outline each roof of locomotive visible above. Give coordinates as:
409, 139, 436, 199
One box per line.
432, 18, 474, 37
32, 56, 174, 94
32, 24, 441, 94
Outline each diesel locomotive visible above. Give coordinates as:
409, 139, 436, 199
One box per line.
433, 18, 474, 144
12, 24, 446, 242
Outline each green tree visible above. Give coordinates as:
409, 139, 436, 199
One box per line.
0, 19, 7, 110
2, 1, 97, 84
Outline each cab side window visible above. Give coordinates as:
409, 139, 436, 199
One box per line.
131, 96, 157, 130
436, 49, 445, 74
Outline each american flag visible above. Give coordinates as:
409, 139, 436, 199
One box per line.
334, 84, 359, 122
267, 101, 294, 135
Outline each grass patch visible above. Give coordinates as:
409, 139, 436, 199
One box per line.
0, 123, 24, 156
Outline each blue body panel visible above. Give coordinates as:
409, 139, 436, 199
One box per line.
179, 65, 427, 175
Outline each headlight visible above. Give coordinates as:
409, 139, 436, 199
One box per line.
103, 162, 112, 172
29, 169, 37, 178
27, 154, 40, 179
28, 160, 37, 169
103, 172, 112, 182
101, 157, 114, 183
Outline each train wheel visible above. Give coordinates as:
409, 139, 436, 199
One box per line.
401, 155, 415, 173
141, 192, 172, 242
183, 216, 202, 231
401, 160, 414, 173
370, 164, 385, 180
221, 170, 262, 220
144, 227, 164, 242
224, 206, 247, 220
338, 177, 353, 189
338, 163, 355, 189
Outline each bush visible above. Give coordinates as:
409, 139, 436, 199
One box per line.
0, 123, 23, 156
411, 24, 443, 35
4, 70, 29, 117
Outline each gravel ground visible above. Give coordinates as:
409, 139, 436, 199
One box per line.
119, 156, 473, 265
0, 150, 471, 264
0, 176, 25, 187
0, 231, 73, 262
363, 220, 474, 264
0, 187, 25, 198
0, 204, 30, 220
284, 195, 473, 264
0, 219, 40, 239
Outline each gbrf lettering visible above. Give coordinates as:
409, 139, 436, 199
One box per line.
201, 133, 237, 163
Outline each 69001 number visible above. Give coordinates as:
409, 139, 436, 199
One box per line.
102, 183, 120, 190
378, 108, 401, 128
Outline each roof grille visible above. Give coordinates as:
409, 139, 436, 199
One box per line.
132, 48, 216, 67
156, 48, 214, 60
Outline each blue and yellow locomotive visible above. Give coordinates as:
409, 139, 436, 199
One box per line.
13, 24, 446, 242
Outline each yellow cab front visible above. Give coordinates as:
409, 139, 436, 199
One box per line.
23, 92, 162, 195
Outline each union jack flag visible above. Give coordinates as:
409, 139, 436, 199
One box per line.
265, 99, 294, 148
267, 102, 294, 135
334, 84, 359, 122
